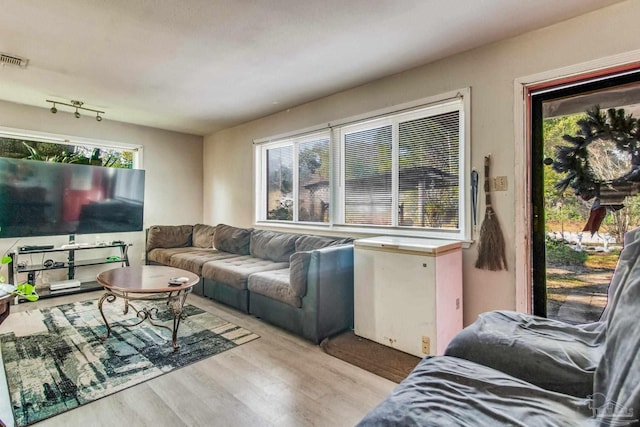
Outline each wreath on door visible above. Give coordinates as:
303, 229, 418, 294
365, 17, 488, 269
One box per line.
552, 106, 640, 234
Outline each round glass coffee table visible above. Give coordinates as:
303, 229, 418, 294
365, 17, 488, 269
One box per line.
96, 265, 199, 350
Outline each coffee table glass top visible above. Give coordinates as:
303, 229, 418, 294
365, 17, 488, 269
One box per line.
96, 265, 199, 293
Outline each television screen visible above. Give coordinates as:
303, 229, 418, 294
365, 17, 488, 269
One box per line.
0, 158, 145, 238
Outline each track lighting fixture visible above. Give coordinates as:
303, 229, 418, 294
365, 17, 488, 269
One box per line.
46, 99, 104, 122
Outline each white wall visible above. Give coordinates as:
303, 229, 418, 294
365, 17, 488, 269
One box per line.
0, 100, 203, 285
203, 0, 640, 324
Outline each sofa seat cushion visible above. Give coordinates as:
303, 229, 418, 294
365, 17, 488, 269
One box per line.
445, 310, 605, 397
248, 268, 300, 308
357, 356, 591, 426
147, 247, 202, 266
167, 249, 237, 275
201, 256, 289, 290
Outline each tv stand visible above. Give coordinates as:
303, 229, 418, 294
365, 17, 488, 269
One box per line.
8, 242, 131, 301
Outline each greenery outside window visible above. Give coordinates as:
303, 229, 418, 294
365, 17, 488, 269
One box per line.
0, 128, 141, 168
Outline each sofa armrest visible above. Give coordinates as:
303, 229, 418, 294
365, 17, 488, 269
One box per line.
301, 244, 354, 342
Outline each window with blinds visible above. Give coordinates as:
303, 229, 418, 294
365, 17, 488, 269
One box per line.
338, 101, 463, 232
255, 90, 468, 240
398, 111, 459, 229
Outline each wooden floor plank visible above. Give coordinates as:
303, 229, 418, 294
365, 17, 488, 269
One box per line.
0, 291, 395, 427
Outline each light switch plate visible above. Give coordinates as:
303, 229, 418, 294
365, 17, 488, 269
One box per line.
492, 176, 508, 191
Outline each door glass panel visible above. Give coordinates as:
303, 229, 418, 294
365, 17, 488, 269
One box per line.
542, 81, 640, 323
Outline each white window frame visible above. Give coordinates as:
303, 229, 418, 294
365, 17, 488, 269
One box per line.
254, 88, 471, 242
336, 97, 467, 240
254, 130, 332, 225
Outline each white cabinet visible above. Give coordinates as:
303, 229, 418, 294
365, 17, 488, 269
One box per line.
354, 236, 463, 357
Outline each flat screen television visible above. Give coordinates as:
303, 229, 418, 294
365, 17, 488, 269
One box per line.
0, 157, 145, 238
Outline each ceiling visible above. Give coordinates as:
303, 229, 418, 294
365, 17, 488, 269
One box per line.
0, 0, 626, 136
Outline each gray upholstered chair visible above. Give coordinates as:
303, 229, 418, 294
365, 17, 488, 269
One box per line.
444, 226, 640, 397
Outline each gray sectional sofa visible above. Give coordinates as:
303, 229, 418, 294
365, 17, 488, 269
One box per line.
145, 223, 354, 343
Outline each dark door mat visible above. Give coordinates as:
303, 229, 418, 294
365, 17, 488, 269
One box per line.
320, 330, 421, 383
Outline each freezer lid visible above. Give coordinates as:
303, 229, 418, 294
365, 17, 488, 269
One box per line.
354, 236, 462, 254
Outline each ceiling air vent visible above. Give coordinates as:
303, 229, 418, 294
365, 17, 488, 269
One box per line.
0, 53, 28, 68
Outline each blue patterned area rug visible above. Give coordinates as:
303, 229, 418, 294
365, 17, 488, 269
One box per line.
0, 298, 259, 427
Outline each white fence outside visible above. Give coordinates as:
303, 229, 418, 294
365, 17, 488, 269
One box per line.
547, 231, 619, 252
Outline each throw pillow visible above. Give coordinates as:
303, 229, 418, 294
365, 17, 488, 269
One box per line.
214, 224, 253, 255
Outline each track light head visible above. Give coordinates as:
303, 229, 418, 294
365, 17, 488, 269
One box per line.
46, 99, 104, 122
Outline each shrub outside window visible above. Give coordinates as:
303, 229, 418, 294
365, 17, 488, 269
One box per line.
0, 130, 139, 169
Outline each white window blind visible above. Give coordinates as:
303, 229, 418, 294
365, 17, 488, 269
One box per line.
397, 111, 459, 229
344, 125, 393, 225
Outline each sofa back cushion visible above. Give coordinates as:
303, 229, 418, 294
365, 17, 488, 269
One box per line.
295, 235, 353, 252
192, 224, 217, 248
250, 230, 299, 262
214, 224, 253, 255
146, 225, 193, 251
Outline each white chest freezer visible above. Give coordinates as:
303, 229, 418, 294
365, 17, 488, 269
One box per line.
354, 236, 463, 357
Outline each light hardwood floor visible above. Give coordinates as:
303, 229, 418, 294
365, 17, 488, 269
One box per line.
0, 291, 395, 427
